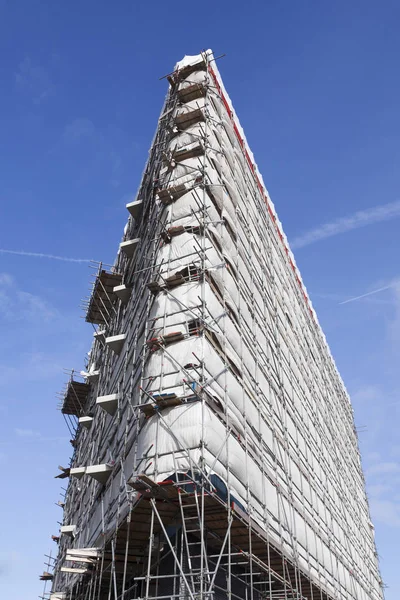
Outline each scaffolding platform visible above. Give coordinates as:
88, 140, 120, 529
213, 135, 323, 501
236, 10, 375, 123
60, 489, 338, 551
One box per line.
85, 269, 122, 325
175, 107, 205, 131
61, 380, 90, 416
146, 280, 162, 294
139, 393, 182, 417
157, 183, 188, 205
60, 525, 76, 538
60, 567, 89, 575
54, 465, 70, 479
146, 331, 184, 351
105, 333, 126, 355
93, 329, 106, 342
173, 142, 204, 162
119, 238, 140, 258
170, 59, 206, 85
65, 548, 101, 560
164, 272, 185, 287
126, 199, 143, 220
177, 82, 206, 103
96, 393, 119, 415
80, 369, 100, 383
70, 467, 86, 479
78, 416, 93, 429
86, 464, 113, 485
116, 476, 330, 600
113, 284, 132, 305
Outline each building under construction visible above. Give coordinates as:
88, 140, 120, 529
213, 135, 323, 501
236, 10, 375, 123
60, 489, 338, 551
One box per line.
42, 51, 384, 600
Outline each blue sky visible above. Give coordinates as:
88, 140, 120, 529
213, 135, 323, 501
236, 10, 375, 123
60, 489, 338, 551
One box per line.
1, 1, 399, 598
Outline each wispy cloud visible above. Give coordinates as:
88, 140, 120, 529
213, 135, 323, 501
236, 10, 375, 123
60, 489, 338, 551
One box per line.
63, 118, 96, 142
369, 498, 400, 527
19, 291, 57, 321
15, 428, 41, 438
389, 281, 400, 346
291, 199, 400, 249
339, 285, 394, 305
0, 273, 13, 286
366, 458, 400, 527
0, 550, 20, 578
0, 272, 57, 322
367, 462, 400, 477
14, 428, 68, 444
338, 278, 400, 312
0, 352, 64, 386
0, 249, 92, 263
352, 385, 382, 404
14, 56, 54, 104
0, 364, 18, 386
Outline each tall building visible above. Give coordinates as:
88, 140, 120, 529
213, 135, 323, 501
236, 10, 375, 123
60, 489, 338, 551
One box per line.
43, 51, 384, 600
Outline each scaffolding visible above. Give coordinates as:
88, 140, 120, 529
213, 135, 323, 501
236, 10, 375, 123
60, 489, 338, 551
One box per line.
41, 51, 384, 600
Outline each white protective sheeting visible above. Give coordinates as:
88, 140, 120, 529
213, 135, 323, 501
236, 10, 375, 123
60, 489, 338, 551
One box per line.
59, 51, 382, 600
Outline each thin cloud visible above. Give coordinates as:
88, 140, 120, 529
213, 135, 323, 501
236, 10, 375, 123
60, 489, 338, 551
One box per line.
0, 276, 58, 322
15, 428, 41, 438
369, 498, 400, 527
367, 462, 400, 477
18, 291, 57, 321
0, 273, 13, 286
339, 285, 394, 305
0, 249, 92, 263
63, 118, 96, 142
291, 199, 400, 249
14, 56, 54, 104
14, 428, 68, 443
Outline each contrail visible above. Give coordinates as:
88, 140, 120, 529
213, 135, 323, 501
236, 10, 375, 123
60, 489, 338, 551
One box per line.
339, 285, 393, 305
0, 249, 92, 263
291, 199, 400, 249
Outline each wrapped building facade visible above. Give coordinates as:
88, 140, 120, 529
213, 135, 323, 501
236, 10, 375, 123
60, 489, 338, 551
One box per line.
45, 51, 383, 600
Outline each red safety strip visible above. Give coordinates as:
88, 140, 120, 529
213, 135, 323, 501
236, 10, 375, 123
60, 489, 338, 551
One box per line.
208, 64, 315, 322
